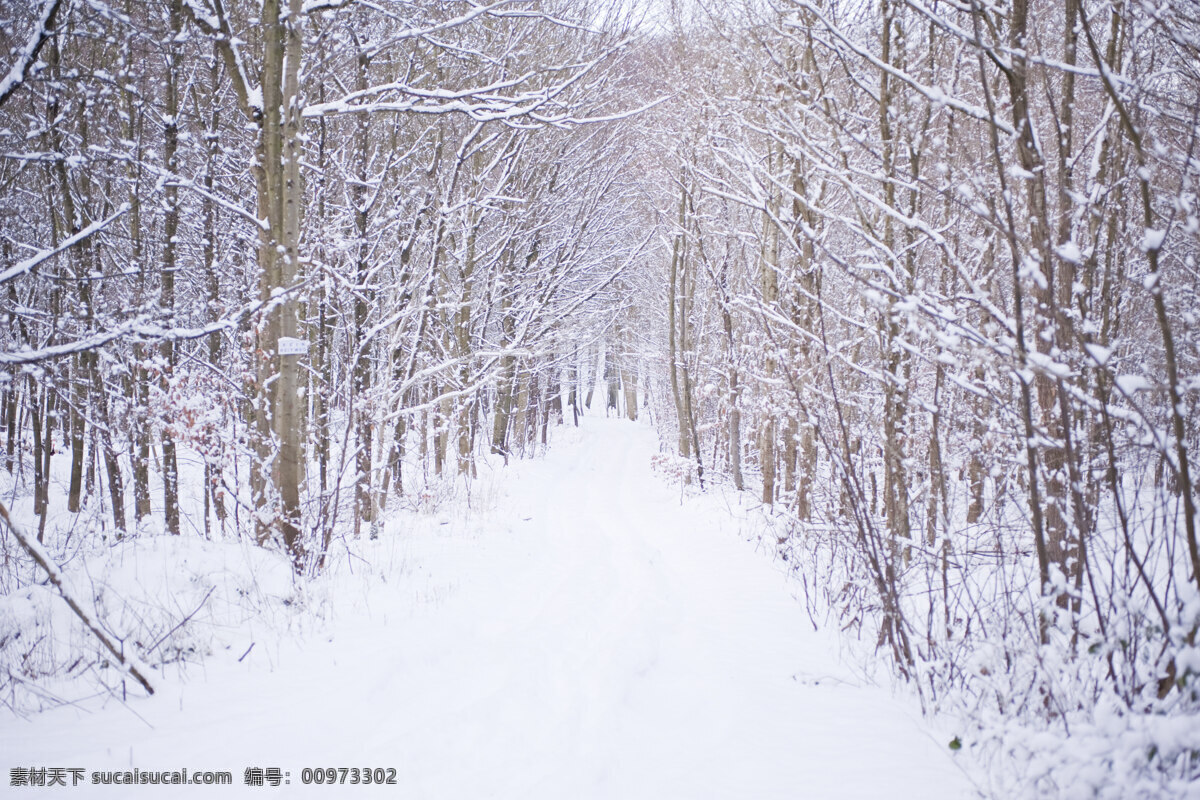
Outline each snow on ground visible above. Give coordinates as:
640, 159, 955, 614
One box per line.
3, 417, 979, 798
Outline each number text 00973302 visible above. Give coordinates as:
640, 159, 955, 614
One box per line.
300, 767, 397, 785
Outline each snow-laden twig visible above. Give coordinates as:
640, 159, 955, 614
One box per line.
0, 279, 303, 364
0, 0, 63, 108
0, 205, 130, 286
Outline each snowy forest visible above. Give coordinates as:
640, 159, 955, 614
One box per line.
2, 0, 1199, 797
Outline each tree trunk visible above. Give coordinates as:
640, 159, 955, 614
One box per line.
1006, 0, 1070, 605
759, 148, 779, 505
353, 50, 374, 529
160, 0, 183, 536
202, 56, 226, 535
667, 184, 690, 457
722, 299, 743, 492
605, 349, 619, 416
568, 347, 579, 426
584, 344, 596, 410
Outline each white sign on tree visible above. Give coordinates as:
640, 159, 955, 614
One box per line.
277, 337, 309, 357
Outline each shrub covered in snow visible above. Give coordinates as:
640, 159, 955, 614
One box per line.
1, 535, 309, 713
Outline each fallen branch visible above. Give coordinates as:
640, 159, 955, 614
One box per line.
0, 500, 155, 696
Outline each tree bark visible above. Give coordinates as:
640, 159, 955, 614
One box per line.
160, 0, 183, 536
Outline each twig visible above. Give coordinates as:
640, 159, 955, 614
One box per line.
147, 586, 215, 655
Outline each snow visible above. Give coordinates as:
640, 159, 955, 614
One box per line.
1, 418, 975, 798
1083, 343, 1112, 366
1115, 374, 1152, 394
1055, 241, 1083, 264
1141, 228, 1166, 252
1028, 351, 1072, 379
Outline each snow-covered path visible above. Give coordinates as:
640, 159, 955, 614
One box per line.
5, 418, 976, 798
